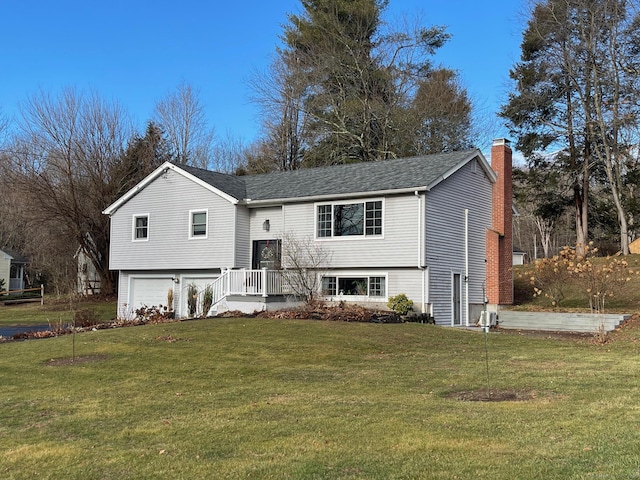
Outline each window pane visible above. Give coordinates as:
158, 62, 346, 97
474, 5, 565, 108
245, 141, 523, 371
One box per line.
192, 212, 207, 236
135, 216, 148, 239
334, 203, 364, 236
321, 276, 336, 295
365, 201, 382, 236
317, 205, 332, 237
338, 277, 368, 295
369, 276, 386, 297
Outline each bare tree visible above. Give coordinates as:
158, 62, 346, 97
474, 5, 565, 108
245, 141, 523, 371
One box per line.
210, 132, 250, 174
249, 55, 311, 172
280, 233, 332, 303
502, 0, 640, 255
153, 81, 215, 169
1, 87, 133, 294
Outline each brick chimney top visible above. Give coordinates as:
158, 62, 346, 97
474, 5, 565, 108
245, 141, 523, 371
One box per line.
492, 138, 511, 148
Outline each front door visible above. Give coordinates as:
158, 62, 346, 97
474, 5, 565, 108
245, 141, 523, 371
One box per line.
452, 273, 462, 326
252, 240, 281, 269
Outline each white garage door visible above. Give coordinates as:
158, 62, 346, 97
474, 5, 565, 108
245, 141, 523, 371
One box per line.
180, 276, 219, 317
130, 277, 175, 309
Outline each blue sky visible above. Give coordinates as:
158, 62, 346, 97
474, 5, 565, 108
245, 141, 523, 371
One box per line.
2, 1, 525, 153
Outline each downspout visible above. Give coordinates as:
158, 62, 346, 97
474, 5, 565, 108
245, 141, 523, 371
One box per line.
416, 191, 427, 314
464, 209, 470, 326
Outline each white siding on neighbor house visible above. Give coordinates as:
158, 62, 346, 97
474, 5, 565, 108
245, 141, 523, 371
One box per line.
109, 169, 238, 270
0, 254, 10, 291
425, 159, 493, 326
280, 194, 420, 269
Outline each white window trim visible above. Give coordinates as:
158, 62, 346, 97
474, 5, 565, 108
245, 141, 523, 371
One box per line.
320, 271, 388, 302
314, 198, 385, 240
189, 209, 208, 240
132, 214, 150, 242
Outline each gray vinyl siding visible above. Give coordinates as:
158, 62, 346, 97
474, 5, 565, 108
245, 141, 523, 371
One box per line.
235, 207, 251, 268
117, 271, 129, 314
109, 169, 237, 270
386, 268, 425, 312
425, 159, 493, 325
250, 206, 283, 238
318, 267, 426, 313
280, 194, 420, 269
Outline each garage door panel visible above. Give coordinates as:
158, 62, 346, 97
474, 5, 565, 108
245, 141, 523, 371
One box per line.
180, 276, 219, 317
130, 277, 174, 308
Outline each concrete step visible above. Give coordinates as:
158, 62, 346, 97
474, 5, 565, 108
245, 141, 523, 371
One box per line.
498, 311, 631, 333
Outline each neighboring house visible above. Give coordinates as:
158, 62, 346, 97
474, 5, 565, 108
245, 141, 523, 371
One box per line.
513, 247, 526, 265
75, 247, 102, 295
103, 139, 513, 326
0, 248, 27, 292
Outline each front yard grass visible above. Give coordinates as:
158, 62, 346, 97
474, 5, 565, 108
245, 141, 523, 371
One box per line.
1, 318, 639, 479
0, 297, 117, 327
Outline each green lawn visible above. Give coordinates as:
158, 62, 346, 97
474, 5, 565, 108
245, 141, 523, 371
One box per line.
1, 317, 639, 479
0, 298, 117, 327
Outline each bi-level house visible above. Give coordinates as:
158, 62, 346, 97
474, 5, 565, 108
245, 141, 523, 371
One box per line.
103, 139, 513, 326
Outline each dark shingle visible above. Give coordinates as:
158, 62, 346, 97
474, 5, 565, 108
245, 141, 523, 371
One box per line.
244, 150, 479, 201
179, 149, 480, 202
179, 164, 247, 200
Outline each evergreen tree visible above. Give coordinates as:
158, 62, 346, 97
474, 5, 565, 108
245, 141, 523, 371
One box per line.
501, 0, 640, 254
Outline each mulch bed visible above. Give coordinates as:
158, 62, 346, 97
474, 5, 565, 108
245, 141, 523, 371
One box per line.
255, 303, 402, 323
446, 389, 540, 402
46, 354, 111, 366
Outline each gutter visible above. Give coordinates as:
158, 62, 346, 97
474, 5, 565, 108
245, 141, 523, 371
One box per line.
243, 186, 429, 207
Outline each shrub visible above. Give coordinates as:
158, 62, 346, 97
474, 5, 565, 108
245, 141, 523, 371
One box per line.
201, 284, 213, 318
167, 288, 174, 312
527, 243, 638, 312
187, 283, 198, 317
387, 293, 414, 315
74, 309, 101, 327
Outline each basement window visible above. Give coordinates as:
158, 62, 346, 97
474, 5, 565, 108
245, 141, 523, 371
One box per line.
321, 275, 386, 298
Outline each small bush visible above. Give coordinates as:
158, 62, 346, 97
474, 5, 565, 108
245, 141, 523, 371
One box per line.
74, 309, 101, 327
187, 283, 198, 317
387, 293, 414, 315
201, 285, 213, 318
167, 288, 174, 312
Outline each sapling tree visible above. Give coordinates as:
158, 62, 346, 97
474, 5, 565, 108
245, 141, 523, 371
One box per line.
280, 233, 332, 304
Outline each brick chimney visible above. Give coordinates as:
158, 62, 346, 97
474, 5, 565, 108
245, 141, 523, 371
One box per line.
486, 138, 513, 305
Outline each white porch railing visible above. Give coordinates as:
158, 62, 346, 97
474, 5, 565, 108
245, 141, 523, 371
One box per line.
207, 268, 286, 307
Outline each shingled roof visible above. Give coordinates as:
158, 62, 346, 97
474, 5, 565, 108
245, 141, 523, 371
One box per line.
180, 149, 487, 203
104, 149, 492, 214
179, 165, 247, 200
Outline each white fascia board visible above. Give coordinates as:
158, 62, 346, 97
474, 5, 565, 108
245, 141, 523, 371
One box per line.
103, 162, 239, 215
244, 186, 429, 207
425, 150, 497, 191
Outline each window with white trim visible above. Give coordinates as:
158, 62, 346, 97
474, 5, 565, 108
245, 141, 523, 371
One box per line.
190, 210, 208, 238
133, 215, 149, 241
316, 200, 383, 238
321, 275, 386, 298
